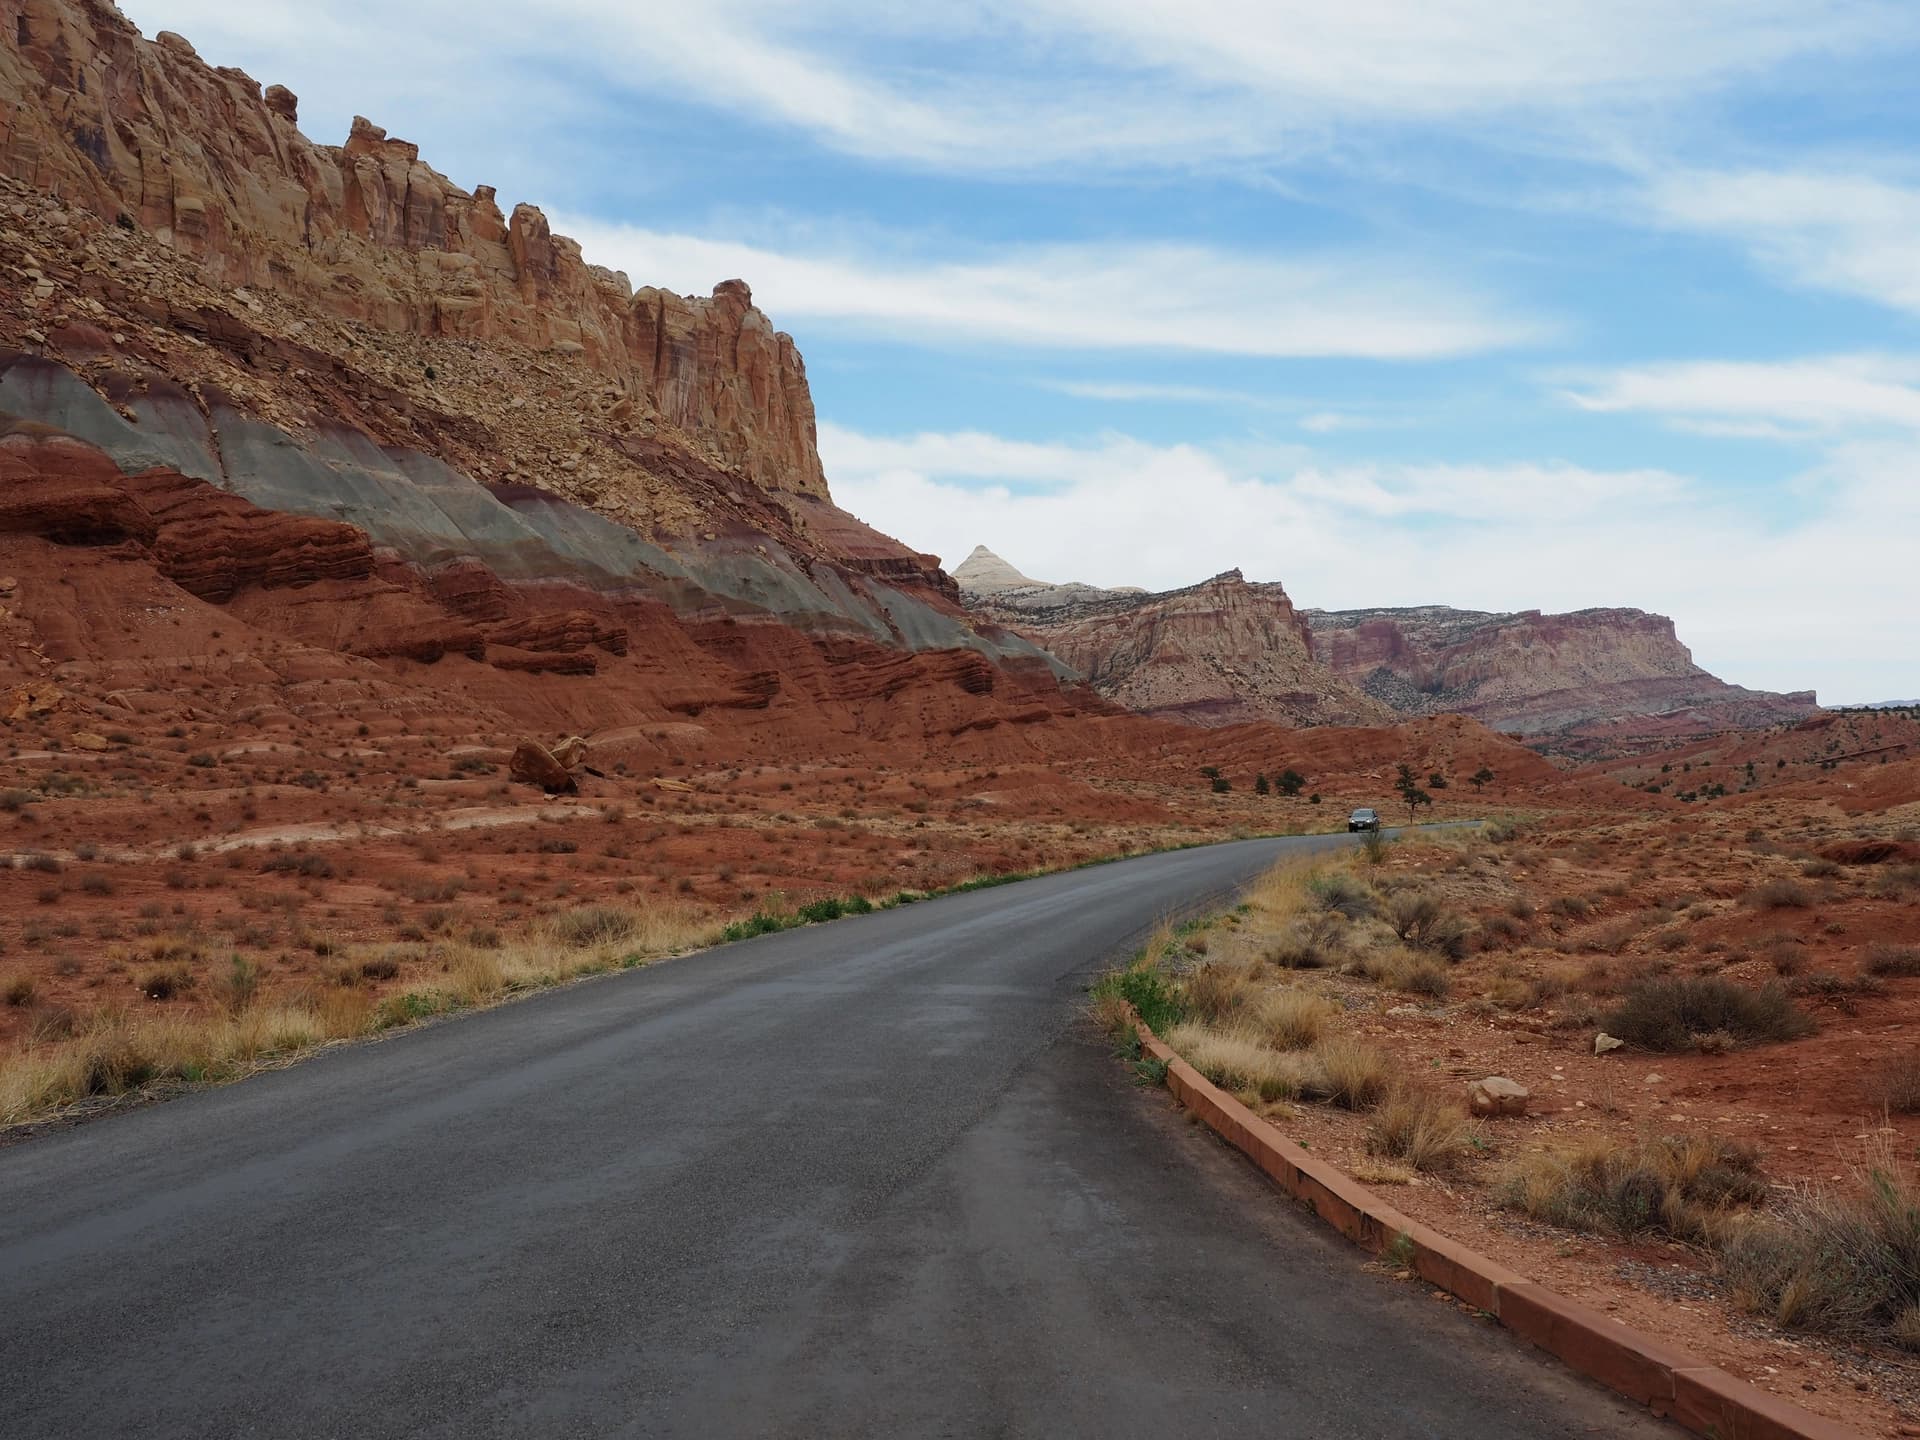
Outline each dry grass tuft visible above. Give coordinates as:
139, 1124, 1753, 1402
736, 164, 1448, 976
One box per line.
1368, 1086, 1476, 1172
1247, 987, 1336, 1050
1720, 1141, 1920, 1351
1310, 1036, 1392, 1111
1181, 961, 1261, 1023
1165, 1023, 1319, 1102
1499, 1131, 1767, 1243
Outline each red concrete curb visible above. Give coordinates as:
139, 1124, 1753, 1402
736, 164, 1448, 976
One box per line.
1134, 1022, 1867, 1440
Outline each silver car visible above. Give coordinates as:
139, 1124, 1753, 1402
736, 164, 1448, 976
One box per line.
1347, 808, 1381, 833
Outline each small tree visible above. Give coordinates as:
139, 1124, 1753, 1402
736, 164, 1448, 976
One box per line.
1211, 775, 1232, 794
1394, 762, 1433, 821
1200, 765, 1222, 781
1277, 768, 1306, 798
1470, 766, 1495, 793
1428, 772, 1449, 790
1254, 772, 1270, 796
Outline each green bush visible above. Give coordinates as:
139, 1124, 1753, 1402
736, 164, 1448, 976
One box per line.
1603, 975, 1814, 1052
1093, 966, 1187, 1034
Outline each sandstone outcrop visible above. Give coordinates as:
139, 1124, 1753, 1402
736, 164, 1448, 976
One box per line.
1467, 1076, 1530, 1117
0, 1, 822, 499
509, 739, 577, 794
958, 549, 1391, 728
958, 545, 1816, 740
1306, 604, 1818, 739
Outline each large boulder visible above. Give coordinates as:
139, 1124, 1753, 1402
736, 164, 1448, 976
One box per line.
509, 739, 576, 794
1467, 1076, 1530, 1118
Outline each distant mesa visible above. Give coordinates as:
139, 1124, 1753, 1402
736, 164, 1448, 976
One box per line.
957, 545, 1819, 742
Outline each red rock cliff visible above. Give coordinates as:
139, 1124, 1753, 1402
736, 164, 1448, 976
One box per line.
0, 0, 824, 500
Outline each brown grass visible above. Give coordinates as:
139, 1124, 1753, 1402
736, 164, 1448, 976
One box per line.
0, 898, 717, 1129
1311, 1036, 1392, 1111
1246, 987, 1335, 1050
1165, 1022, 1319, 1102
1368, 1085, 1476, 1172
1720, 1140, 1920, 1351
1498, 1131, 1768, 1243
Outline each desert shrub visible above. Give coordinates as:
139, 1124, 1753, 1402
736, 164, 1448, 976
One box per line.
139, 965, 195, 1001
21, 852, 60, 874
1874, 1057, 1920, 1115
26, 1003, 79, 1042
1264, 913, 1345, 969
1308, 872, 1378, 921
1549, 894, 1590, 920
1247, 987, 1335, 1050
1720, 1153, 1920, 1350
212, 956, 261, 1015
549, 904, 638, 947
1358, 829, 1390, 866
1370, 952, 1450, 999
1093, 966, 1186, 1035
1311, 1036, 1391, 1110
1602, 975, 1814, 1052
1181, 962, 1258, 1023
1748, 877, 1812, 910
1871, 864, 1920, 900
1479, 912, 1528, 948
3, 975, 35, 1008
359, 954, 401, 982
1385, 891, 1470, 960
1368, 1086, 1475, 1173
1500, 1132, 1767, 1243
262, 852, 335, 879
1865, 945, 1920, 978
1166, 1023, 1317, 1103
0, 788, 33, 813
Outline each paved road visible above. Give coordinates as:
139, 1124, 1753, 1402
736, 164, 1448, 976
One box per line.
0, 834, 1669, 1438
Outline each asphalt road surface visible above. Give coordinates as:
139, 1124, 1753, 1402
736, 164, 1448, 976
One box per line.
0, 833, 1672, 1438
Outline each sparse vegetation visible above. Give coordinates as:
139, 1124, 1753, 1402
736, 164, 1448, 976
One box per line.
1368, 1086, 1475, 1173
1720, 1145, 1920, 1352
1602, 975, 1814, 1052
1500, 1131, 1768, 1243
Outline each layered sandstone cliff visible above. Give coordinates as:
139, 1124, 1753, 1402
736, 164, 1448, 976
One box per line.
1306, 604, 1819, 737
958, 548, 1392, 728
0, 0, 821, 499
0, 0, 1068, 679
958, 547, 1817, 738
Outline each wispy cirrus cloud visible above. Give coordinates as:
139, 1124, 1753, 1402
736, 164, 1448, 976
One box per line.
1639, 168, 1920, 318
127, 0, 1920, 177
1563, 354, 1920, 434
557, 220, 1544, 359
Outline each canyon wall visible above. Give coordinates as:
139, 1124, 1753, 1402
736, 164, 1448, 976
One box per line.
1307, 604, 1819, 738
956, 548, 1392, 728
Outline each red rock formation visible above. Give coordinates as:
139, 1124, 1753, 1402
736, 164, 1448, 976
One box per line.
1306, 604, 1818, 738
0, 0, 823, 499
959, 551, 1391, 728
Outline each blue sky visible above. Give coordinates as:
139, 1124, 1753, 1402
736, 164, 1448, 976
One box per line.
129, 1, 1920, 701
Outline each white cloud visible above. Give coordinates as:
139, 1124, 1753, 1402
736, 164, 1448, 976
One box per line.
1564, 354, 1920, 434
124, 0, 1916, 176
1641, 168, 1920, 317
557, 220, 1541, 359
1039, 380, 1274, 407
825, 421, 1917, 702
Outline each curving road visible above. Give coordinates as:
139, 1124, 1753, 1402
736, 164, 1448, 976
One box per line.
0, 834, 1669, 1438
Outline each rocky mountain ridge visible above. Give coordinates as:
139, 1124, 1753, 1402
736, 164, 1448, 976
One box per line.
1307, 603, 1818, 738
958, 549, 1393, 728
957, 547, 1817, 738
